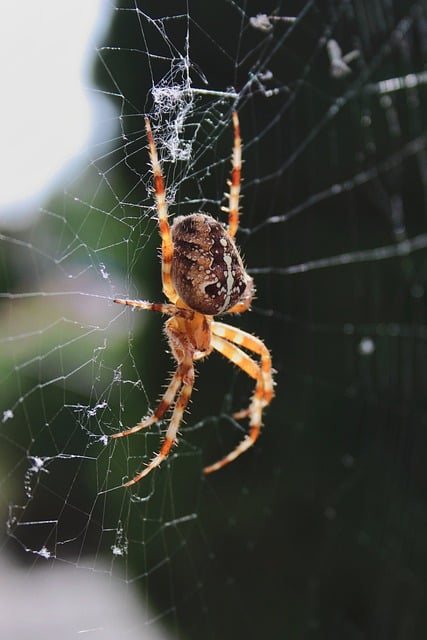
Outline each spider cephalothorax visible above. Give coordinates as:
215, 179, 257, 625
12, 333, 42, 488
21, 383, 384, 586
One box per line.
113, 112, 274, 486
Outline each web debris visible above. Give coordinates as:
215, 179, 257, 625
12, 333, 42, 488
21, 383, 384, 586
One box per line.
249, 13, 296, 33
326, 39, 360, 78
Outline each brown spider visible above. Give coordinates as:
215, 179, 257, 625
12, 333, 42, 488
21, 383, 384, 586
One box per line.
113, 112, 274, 486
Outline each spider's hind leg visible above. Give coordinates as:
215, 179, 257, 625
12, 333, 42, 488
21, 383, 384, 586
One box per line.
222, 111, 242, 239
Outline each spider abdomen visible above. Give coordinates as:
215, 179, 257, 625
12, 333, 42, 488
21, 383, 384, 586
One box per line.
170, 213, 253, 315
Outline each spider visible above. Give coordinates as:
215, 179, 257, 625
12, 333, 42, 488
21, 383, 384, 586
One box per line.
113, 112, 274, 486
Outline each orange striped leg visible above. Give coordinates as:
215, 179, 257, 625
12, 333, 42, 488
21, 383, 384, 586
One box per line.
114, 298, 193, 320
112, 367, 182, 440
203, 329, 273, 474
213, 322, 274, 411
145, 117, 178, 304
221, 111, 242, 238
211, 334, 264, 409
123, 355, 195, 487
204, 334, 262, 473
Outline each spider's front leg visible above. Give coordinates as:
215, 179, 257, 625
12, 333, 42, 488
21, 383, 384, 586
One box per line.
203, 321, 274, 474
118, 316, 197, 487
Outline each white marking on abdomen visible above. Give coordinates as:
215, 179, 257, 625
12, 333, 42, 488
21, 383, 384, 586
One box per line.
219, 252, 234, 312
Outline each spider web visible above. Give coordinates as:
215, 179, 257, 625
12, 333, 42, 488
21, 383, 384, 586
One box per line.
2, 0, 427, 637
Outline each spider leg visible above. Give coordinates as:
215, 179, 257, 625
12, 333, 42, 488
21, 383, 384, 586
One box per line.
213, 322, 274, 408
145, 117, 179, 304
114, 298, 193, 319
112, 367, 183, 439
204, 334, 262, 474
221, 111, 242, 239
203, 322, 274, 474
123, 351, 195, 487
211, 334, 261, 380
225, 295, 252, 315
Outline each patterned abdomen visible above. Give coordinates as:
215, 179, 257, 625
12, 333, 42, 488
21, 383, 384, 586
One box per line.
170, 213, 253, 315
